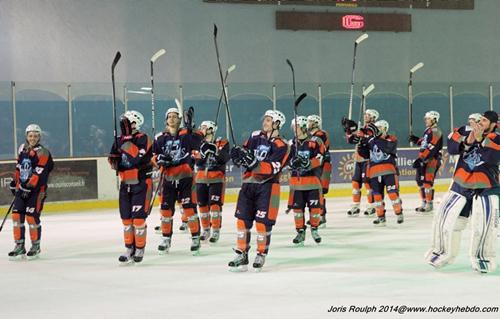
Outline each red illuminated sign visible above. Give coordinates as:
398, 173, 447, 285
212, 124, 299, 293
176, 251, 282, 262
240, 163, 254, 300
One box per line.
342, 15, 364, 29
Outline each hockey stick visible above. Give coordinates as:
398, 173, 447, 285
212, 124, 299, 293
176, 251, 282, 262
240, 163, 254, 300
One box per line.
408, 62, 424, 146
214, 24, 236, 145
348, 33, 368, 120
286, 58, 300, 163
358, 84, 375, 126
111, 52, 121, 182
215, 64, 236, 126
150, 49, 166, 137
0, 197, 16, 233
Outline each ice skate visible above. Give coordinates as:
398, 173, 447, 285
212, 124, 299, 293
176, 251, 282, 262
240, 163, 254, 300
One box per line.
8, 243, 26, 260
292, 229, 305, 246
179, 221, 188, 232
373, 216, 386, 226
26, 243, 41, 260
118, 247, 135, 264
471, 259, 496, 274
158, 236, 171, 255
209, 230, 220, 243
310, 227, 321, 244
200, 228, 211, 242
190, 236, 201, 255
228, 249, 249, 272
396, 213, 404, 224
253, 253, 266, 272
133, 248, 144, 263
364, 207, 375, 216
154, 225, 161, 234
347, 206, 360, 217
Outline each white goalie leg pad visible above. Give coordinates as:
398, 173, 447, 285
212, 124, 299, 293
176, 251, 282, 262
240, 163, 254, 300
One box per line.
449, 216, 469, 263
425, 191, 467, 268
470, 194, 499, 274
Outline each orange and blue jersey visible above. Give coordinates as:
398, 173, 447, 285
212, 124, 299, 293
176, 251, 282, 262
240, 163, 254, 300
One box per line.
15, 143, 54, 191
288, 136, 325, 191
366, 134, 398, 178
241, 130, 289, 184
153, 128, 204, 181
448, 126, 499, 189
109, 131, 153, 184
416, 126, 443, 162
195, 137, 230, 184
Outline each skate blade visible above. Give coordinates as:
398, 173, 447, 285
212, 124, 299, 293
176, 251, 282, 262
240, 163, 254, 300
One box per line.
9, 254, 26, 261
158, 250, 169, 255
373, 223, 387, 227
118, 259, 134, 266
293, 242, 305, 247
191, 249, 201, 256
229, 265, 248, 272
253, 267, 263, 273
27, 254, 40, 261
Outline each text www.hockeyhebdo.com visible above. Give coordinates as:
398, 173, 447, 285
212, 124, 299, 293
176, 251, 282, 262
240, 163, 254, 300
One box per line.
327, 305, 499, 315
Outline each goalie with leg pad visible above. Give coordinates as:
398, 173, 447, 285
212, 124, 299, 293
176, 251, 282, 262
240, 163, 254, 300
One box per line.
426, 110, 499, 273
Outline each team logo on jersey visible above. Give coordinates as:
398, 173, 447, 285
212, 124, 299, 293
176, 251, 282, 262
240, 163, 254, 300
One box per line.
19, 158, 32, 183
297, 150, 310, 159
121, 153, 132, 168
254, 144, 271, 161
463, 147, 484, 170
370, 144, 390, 163
163, 140, 189, 163
420, 134, 429, 151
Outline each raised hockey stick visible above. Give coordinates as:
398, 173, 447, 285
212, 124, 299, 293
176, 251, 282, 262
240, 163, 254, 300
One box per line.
408, 62, 424, 146
111, 51, 122, 150
214, 24, 236, 145
0, 197, 15, 232
348, 33, 368, 120
150, 49, 166, 136
286, 58, 300, 157
358, 84, 375, 125
215, 64, 236, 127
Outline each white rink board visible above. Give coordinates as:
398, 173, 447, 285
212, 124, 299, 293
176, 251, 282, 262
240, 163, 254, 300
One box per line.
0, 194, 499, 319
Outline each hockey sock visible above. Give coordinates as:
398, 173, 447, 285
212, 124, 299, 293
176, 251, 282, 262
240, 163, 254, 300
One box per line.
160, 209, 173, 237
293, 209, 305, 230
256, 222, 272, 255
133, 218, 147, 249
184, 207, 200, 236
236, 218, 251, 252
210, 204, 222, 230
12, 212, 25, 243
309, 207, 322, 227
26, 215, 41, 244
388, 192, 402, 215
122, 219, 134, 248
199, 205, 210, 229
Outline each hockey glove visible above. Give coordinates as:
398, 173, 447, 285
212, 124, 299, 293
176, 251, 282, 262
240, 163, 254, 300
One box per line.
183, 107, 194, 130
108, 154, 121, 170
9, 180, 16, 196
240, 149, 258, 170
366, 123, 380, 137
157, 154, 173, 168
408, 134, 420, 144
342, 117, 358, 134
120, 116, 132, 136
412, 158, 424, 169
200, 142, 217, 158
19, 183, 32, 199
230, 146, 245, 167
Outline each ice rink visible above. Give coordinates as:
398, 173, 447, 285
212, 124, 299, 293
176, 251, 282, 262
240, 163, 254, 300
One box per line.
1, 193, 499, 319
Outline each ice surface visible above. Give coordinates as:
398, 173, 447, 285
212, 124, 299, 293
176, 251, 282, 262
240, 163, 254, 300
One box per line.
0, 193, 499, 319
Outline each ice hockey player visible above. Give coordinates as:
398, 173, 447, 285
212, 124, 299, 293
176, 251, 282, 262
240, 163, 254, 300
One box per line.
8, 124, 54, 260
365, 120, 403, 226
195, 120, 230, 243
425, 110, 499, 274
108, 111, 153, 263
307, 114, 331, 227
343, 109, 379, 216
288, 116, 326, 245
154, 107, 204, 255
228, 110, 289, 272
408, 111, 443, 213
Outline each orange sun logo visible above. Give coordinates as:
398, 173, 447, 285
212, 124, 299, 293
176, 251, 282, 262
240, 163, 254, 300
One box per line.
338, 153, 356, 181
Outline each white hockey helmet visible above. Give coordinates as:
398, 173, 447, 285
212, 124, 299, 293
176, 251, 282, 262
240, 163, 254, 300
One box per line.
424, 110, 440, 123
291, 116, 308, 131
165, 107, 182, 119
200, 120, 217, 133
365, 109, 379, 121
123, 110, 144, 130
264, 109, 286, 129
468, 113, 481, 123
307, 114, 322, 128
375, 120, 389, 133
25, 124, 41, 135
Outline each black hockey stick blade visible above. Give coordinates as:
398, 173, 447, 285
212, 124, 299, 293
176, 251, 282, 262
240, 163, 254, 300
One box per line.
112, 51, 121, 71
214, 24, 218, 37
286, 58, 294, 72
294, 92, 307, 107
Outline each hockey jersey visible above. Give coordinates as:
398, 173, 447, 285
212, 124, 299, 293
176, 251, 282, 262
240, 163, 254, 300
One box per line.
416, 126, 443, 162
288, 136, 325, 190
241, 131, 289, 184
153, 128, 203, 181
448, 126, 499, 189
195, 137, 230, 184
15, 143, 54, 191
366, 134, 398, 178
310, 129, 331, 163
109, 131, 153, 185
